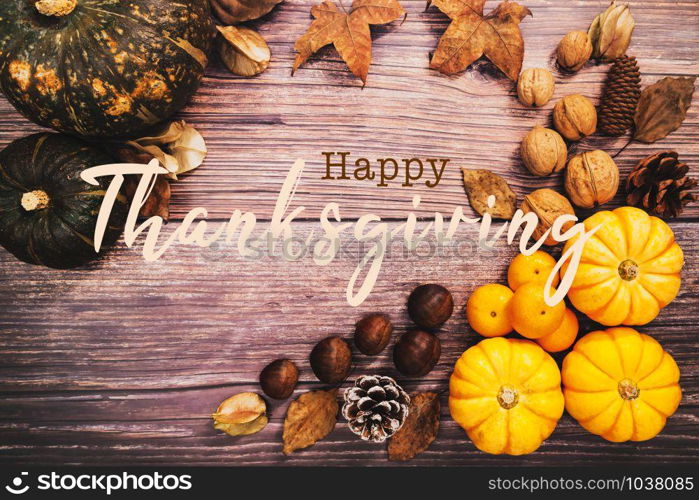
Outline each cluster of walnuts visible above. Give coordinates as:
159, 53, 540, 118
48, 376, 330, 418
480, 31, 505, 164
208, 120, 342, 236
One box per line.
512, 22, 625, 234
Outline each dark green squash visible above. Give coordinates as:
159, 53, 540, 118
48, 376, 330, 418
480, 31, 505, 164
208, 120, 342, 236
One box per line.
0, 133, 128, 268
0, 0, 214, 138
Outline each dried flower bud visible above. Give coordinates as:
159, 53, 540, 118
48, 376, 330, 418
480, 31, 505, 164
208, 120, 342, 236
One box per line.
565, 150, 620, 208
212, 392, 268, 436
217, 25, 271, 77
556, 31, 593, 72
517, 68, 555, 107
520, 189, 576, 246
520, 126, 567, 176
588, 1, 635, 62
553, 94, 597, 141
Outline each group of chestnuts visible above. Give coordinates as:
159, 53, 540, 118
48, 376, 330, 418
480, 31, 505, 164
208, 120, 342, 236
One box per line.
257, 284, 455, 401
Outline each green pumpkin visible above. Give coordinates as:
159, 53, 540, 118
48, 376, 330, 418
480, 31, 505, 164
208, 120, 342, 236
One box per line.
0, 133, 128, 268
0, 0, 214, 138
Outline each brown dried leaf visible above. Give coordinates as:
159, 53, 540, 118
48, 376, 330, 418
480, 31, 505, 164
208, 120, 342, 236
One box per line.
217, 25, 271, 77
282, 389, 338, 455
292, 0, 406, 85
212, 392, 268, 437
211, 0, 283, 24
388, 392, 440, 461
429, 0, 531, 81
634, 76, 696, 144
462, 168, 517, 219
123, 174, 171, 221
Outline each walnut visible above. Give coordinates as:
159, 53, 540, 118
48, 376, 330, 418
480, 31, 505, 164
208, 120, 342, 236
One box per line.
553, 94, 597, 141
520, 125, 567, 176
565, 150, 619, 208
520, 188, 576, 246
517, 68, 555, 107
557, 31, 593, 72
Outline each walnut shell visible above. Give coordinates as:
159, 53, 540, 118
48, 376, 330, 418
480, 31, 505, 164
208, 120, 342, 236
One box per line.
520, 189, 576, 246
557, 31, 593, 72
553, 94, 597, 141
517, 68, 555, 107
564, 150, 619, 208
520, 126, 567, 176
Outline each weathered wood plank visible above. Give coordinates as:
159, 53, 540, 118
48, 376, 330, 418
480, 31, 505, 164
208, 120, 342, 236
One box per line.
0, 0, 697, 466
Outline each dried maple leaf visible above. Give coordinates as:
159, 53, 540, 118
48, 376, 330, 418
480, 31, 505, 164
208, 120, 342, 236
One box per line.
292, 0, 406, 84
429, 0, 531, 81
634, 76, 696, 144
462, 168, 517, 219
388, 392, 440, 461
282, 389, 338, 455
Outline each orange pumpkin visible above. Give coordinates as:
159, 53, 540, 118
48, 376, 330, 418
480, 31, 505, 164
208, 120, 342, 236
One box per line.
563, 328, 681, 442
561, 206, 683, 326
450, 337, 564, 455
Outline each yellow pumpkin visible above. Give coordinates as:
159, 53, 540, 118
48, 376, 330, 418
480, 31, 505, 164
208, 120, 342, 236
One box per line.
449, 337, 564, 455
563, 328, 681, 442
562, 206, 683, 326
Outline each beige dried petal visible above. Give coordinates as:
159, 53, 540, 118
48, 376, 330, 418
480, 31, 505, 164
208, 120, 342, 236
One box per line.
170, 126, 207, 176
213, 392, 266, 424
129, 120, 207, 179
214, 414, 269, 436
217, 25, 271, 77
462, 169, 517, 219
588, 1, 635, 61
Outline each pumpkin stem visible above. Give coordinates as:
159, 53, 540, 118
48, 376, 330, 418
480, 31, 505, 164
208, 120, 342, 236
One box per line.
618, 259, 639, 281
21, 190, 50, 212
497, 385, 519, 410
35, 0, 77, 17
618, 378, 640, 400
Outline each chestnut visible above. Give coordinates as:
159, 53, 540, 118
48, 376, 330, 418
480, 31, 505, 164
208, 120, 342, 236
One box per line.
393, 330, 441, 377
259, 359, 299, 400
310, 336, 352, 384
354, 313, 393, 355
407, 284, 454, 329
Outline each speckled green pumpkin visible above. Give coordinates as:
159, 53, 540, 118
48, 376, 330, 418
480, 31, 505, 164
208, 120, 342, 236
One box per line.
0, 133, 128, 268
0, 0, 215, 138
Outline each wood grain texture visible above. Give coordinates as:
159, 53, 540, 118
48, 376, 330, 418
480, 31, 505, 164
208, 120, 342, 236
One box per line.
0, 0, 697, 466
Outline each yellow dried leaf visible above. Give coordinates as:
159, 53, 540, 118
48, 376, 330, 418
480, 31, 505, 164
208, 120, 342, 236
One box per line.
282, 389, 338, 454
217, 25, 271, 77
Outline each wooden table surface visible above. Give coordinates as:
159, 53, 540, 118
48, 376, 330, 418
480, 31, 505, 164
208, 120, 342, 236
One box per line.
0, 0, 697, 466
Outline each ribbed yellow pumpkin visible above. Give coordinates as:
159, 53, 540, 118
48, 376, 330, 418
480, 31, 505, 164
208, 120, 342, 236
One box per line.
563, 328, 681, 442
449, 337, 564, 455
561, 206, 683, 326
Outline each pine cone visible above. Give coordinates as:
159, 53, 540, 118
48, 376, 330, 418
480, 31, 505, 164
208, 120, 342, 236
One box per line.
599, 55, 641, 136
342, 375, 410, 442
627, 151, 697, 218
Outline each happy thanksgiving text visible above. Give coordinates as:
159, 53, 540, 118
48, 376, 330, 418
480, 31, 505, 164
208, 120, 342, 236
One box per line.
81, 158, 601, 307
